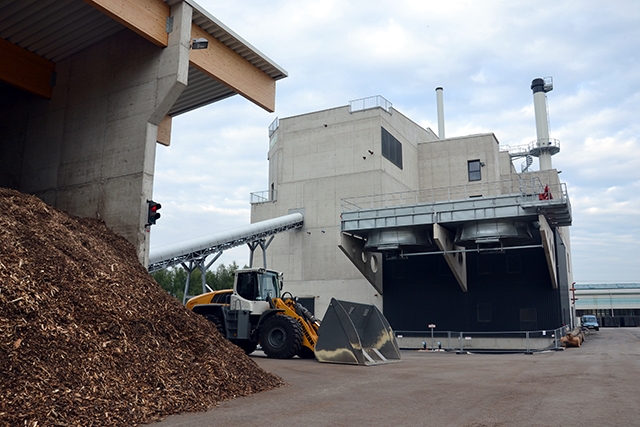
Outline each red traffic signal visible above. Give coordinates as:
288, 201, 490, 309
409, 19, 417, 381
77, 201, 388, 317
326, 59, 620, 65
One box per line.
146, 200, 161, 226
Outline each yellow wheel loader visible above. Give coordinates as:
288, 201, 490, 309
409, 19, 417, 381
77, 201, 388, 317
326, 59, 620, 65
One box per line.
185, 267, 401, 365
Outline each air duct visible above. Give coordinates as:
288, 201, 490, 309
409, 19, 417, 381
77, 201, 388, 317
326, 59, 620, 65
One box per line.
454, 220, 533, 248
364, 227, 434, 252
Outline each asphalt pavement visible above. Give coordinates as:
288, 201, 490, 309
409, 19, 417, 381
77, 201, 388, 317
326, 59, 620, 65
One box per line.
148, 328, 640, 427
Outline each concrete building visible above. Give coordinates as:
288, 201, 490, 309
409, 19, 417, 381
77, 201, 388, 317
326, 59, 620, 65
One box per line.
0, 0, 286, 264
251, 90, 574, 333
574, 283, 640, 327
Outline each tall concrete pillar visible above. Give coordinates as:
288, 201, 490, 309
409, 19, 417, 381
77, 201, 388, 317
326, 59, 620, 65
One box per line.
6, 3, 192, 266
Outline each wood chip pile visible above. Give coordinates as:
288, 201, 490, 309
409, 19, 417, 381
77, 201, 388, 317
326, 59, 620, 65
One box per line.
0, 188, 284, 427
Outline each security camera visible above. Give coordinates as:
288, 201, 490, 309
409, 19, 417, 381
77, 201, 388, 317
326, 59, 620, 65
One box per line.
191, 38, 209, 50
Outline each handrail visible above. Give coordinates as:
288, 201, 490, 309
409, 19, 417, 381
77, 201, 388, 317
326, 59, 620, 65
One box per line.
341, 177, 569, 212
349, 95, 392, 113
395, 326, 567, 352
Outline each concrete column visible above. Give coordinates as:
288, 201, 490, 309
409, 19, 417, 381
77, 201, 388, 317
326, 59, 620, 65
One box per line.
4, 2, 192, 266
139, 1, 192, 265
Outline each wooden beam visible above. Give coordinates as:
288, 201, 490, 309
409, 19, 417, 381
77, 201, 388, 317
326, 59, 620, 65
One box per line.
83, 0, 169, 47
156, 115, 172, 146
189, 23, 276, 112
0, 38, 55, 99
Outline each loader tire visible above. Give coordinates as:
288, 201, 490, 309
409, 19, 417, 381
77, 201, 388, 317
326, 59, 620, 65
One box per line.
205, 314, 226, 336
236, 340, 258, 355
260, 315, 303, 359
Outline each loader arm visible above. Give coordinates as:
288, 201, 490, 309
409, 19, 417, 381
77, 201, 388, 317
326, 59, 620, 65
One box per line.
270, 296, 320, 355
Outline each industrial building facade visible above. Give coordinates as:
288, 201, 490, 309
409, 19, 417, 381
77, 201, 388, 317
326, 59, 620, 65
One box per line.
251, 93, 574, 333
575, 283, 640, 327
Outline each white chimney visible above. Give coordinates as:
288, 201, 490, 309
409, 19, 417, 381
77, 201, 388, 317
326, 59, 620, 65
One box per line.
436, 87, 445, 139
531, 77, 554, 170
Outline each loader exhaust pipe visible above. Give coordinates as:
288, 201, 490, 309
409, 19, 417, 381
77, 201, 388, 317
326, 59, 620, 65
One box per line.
314, 298, 401, 365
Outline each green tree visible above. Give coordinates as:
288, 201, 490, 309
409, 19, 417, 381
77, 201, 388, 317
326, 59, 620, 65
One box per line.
151, 262, 245, 303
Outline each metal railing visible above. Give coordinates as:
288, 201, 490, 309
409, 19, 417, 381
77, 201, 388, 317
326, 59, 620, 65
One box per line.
395, 327, 567, 353
268, 116, 279, 137
341, 176, 569, 213
250, 190, 276, 204
500, 139, 560, 159
349, 95, 392, 114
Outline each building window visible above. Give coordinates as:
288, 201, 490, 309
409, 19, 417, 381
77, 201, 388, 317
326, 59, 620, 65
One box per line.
381, 127, 403, 169
468, 160, 481, 181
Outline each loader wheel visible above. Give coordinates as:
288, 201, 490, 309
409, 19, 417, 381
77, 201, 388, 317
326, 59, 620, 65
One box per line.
236, 340, 258, 355
204, 314, 226, 336
260, 315, 303, 359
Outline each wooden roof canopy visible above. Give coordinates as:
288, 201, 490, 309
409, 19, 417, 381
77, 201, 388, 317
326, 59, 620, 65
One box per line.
0, 0, 287, 114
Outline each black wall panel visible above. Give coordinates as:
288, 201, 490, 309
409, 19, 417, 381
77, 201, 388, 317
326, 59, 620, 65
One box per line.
383, 248, 563, 332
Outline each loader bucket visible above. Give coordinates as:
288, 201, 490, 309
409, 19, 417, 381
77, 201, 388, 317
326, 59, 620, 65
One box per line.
315, 298, 401, 365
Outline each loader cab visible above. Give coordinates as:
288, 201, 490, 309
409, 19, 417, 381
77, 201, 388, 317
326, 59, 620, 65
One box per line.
231, 268, 282, 314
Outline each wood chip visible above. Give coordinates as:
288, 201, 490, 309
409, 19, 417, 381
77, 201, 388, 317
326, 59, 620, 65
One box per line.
0, 188, 285, 427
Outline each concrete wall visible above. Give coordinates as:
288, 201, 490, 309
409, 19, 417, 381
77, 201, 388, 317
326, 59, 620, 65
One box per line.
0, 3, 190, 264
417, 133, 502, 195
252, 101, 572, 326
252, 105, 438, 316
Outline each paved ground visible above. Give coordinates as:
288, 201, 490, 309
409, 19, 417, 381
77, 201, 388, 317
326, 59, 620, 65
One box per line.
149, 328, 640, 427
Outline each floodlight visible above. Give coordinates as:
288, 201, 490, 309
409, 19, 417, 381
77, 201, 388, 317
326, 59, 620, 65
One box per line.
191, 37, 209, 50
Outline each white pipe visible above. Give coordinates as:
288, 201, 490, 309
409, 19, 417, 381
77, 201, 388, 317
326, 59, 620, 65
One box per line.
531, 78, 552, 170
436, 87, 445, 139
149, 212, 303, 265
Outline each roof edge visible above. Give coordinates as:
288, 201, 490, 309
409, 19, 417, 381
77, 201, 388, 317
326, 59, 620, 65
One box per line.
167, 0, 288, 80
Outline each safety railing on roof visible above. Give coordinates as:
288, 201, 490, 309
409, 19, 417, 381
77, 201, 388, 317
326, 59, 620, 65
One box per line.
341, 177, 569, 212
250, 190, 277, 204
349, 95, 392, 113
268, 116, 279, 137
500, 139, 561, 159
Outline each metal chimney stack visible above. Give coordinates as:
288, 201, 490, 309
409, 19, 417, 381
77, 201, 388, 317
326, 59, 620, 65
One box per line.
531, 77, 554, 170
436, 87, 445, 139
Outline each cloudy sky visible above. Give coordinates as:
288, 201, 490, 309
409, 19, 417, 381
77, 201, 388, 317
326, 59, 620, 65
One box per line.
150, 0, 640, 283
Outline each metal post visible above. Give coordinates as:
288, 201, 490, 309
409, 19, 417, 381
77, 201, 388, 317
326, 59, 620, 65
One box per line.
431, 327, 434, 349
459, 332, 464, 353
181, 260, 193, 305
199, 260, 207, 295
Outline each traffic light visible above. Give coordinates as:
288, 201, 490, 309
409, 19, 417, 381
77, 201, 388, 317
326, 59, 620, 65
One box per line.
146, 200, 161, 226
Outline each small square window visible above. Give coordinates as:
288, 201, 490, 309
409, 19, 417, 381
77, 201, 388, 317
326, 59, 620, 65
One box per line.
468, 160, 481, 181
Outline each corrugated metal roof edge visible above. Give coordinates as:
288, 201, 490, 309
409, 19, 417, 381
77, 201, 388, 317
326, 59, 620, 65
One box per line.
166, 0, 288, 80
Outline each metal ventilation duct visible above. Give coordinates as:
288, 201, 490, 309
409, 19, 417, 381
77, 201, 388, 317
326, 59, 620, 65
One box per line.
454, 220, 533, 248
364, 227, 434, 251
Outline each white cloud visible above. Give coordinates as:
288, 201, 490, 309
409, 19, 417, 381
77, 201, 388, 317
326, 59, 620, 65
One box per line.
150, 0, 640, 282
